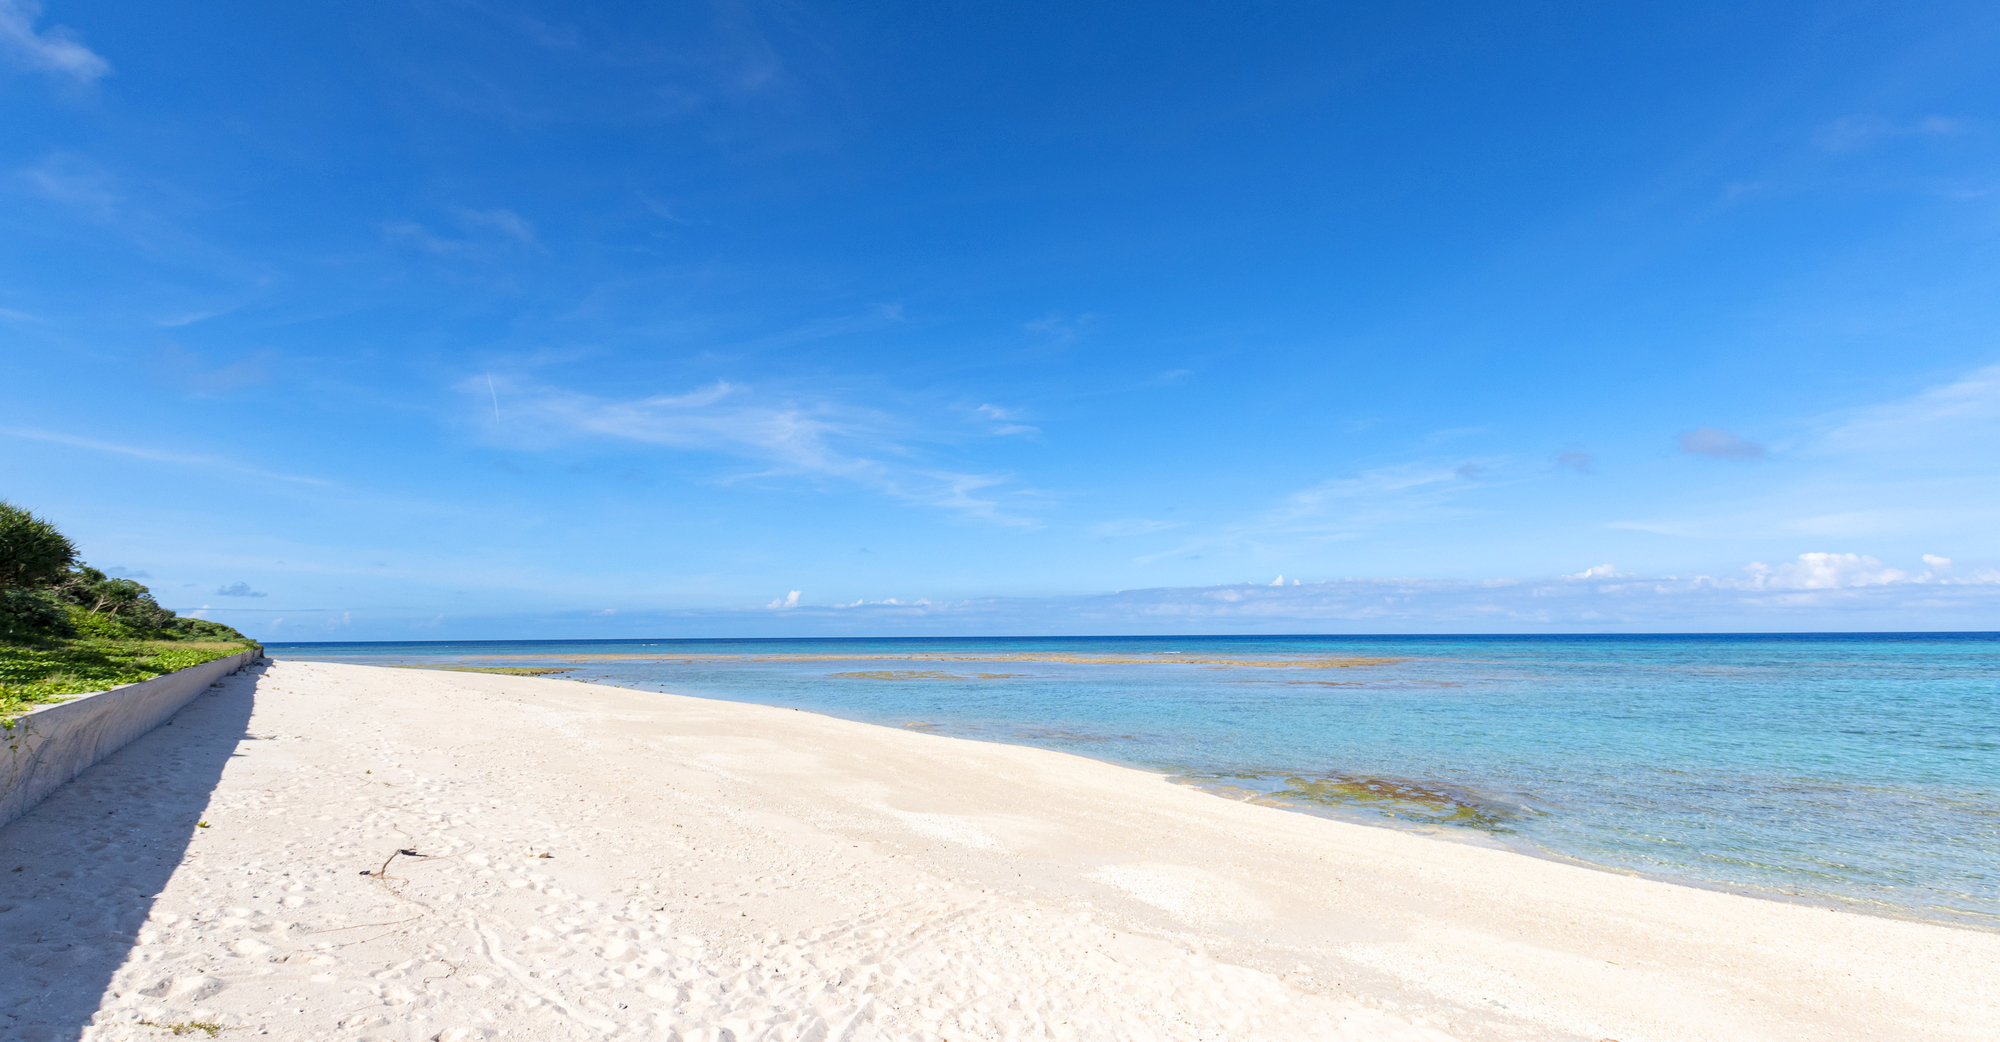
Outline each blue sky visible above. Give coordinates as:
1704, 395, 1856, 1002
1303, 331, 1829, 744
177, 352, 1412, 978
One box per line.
4, 0, 1999, 638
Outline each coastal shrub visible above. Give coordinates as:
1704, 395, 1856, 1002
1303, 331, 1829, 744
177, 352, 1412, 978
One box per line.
0, 501, 77, 592
56, 566, 180, 633
0, 589, 75, 643
0, 504, 258, 722
172, 616, 248, 641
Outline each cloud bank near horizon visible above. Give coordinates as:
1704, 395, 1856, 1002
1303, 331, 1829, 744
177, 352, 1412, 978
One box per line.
238, 552, 2000, 642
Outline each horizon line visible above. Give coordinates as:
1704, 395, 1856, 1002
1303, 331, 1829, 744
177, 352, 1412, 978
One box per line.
259, 630, 2000, 646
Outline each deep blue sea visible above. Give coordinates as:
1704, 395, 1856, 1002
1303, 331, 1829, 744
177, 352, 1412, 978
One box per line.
266, 633, 2000, 927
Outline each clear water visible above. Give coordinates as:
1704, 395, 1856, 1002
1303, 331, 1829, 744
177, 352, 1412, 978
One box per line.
266, 633, 2000, 927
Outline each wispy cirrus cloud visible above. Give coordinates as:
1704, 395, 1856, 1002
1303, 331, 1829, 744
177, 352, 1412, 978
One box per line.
455, 206, 537, 244
1813, 363, 2000, 459
386, 207, 540, 256
0, 0, 110, 82
1135, 459, 1493, 564
973, 403, 1039, 436
1814, 114, 1966, 153
470, 376, 1034, 525
1024, 312, 1097, 343
1, 427, 333, 486
21, 151, 118, 217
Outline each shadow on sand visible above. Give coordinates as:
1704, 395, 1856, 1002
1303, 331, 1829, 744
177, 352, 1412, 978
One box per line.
0, 663, 261, 1041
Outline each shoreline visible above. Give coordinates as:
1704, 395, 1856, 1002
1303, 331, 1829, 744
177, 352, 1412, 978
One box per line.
1166, 773, 2000, 934
489, 664, 2000, 934
5, 659, 1995, 1040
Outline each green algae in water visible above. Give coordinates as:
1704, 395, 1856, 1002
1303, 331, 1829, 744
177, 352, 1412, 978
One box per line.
1266, 774, 1520, 832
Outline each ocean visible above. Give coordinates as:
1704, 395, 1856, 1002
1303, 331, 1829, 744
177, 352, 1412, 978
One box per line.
266, 633, 1999, 928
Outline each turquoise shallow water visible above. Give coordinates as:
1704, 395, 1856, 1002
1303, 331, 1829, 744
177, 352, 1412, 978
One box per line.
267, 633, 2000, 927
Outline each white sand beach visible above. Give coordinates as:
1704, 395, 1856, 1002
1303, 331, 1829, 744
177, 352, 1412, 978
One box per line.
3, 659, 1996, 1042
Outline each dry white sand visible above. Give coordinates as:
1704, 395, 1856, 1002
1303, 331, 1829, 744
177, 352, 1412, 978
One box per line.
1, 660, 1995, 1042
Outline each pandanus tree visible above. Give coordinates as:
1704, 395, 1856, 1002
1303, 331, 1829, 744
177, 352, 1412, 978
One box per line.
0, 501, 77, 592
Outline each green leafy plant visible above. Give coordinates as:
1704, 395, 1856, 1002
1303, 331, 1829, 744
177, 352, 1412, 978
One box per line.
0, 501, 77, 592
0, 639, 256, 722
0, 504, 259, 722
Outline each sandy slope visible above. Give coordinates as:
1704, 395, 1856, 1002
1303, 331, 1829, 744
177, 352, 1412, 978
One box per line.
1, 661, 1994, 1042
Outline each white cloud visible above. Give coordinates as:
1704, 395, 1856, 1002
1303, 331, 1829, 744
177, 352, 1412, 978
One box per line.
622, 554, 2000, 633
0, 1, 110, 81
765, 590, 801, 609
1735, 552, 1905, 590
473, 376, 1033, 525
1727, 552, 1996, 591
973, 403, 1039, 437
930, 473, 1026, 524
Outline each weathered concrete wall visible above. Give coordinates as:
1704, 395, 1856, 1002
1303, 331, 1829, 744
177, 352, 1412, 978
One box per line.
0, 650, 263, 830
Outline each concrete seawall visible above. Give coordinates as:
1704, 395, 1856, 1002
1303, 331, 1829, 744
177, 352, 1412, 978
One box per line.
0, 649, 263, 830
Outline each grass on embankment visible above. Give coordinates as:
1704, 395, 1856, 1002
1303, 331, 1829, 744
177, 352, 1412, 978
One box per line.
0, 639, 259, 723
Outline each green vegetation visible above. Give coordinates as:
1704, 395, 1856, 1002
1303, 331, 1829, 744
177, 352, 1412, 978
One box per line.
1268, 773, 1518, 831
1, 501, 259, 722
